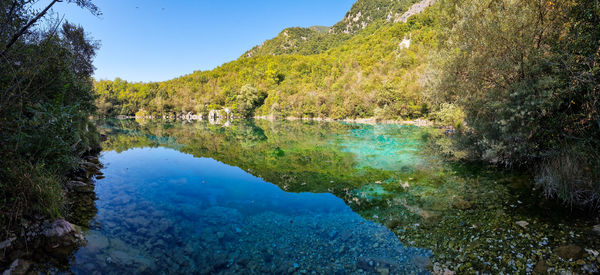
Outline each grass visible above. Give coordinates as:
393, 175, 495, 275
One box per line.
0, 160, 65, 239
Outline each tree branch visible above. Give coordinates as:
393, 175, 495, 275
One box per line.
1, 0, 60, 57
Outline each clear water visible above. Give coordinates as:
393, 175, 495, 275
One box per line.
68, 119, 600, 274
69, 123, 432, 274
336, 124, 424, 171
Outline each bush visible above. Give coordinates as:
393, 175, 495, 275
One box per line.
0, 2, 101, 236
0, 161, 65, 230
536, 149, 600, 208
431, 0, 600, 208
135, 109, 150, 117
433, 103, 465, 130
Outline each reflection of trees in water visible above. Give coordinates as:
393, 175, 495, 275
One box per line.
65, 191, 97, 228
96, 119, 430, 218
98, 119, 367, 191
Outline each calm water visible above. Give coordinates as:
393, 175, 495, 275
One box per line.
69, 120, 433, 274
68, 119, 600, 274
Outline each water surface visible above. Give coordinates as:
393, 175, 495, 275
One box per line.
69, 119, 600, 274
70, 121, 432, 274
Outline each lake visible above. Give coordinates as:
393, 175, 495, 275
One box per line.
67, 119, 599, 274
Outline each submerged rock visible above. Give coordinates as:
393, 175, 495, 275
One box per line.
339, 229, 352, 241
555, 245, 584, 260
412, 255, 431, 269
211, 253, 228, 271
2, 259, 32, 275
65, 181, 93, 193
200, 206, 243, 226
110, 249, 155, 269
375, 267, 389, 275
357, 258, 374, 272
85, 231, 109, 252
42, 219, 85, 257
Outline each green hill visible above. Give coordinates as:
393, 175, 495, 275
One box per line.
241, 0, 424, 58
95, 0, 435, 119
242, 0, 424, 58
308, 26, 330, 33
241, 27, 350, 58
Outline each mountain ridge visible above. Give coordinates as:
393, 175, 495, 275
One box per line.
243, 0, 429, 58
330, 0, 421, 34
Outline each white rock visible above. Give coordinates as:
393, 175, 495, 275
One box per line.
516, 221, 529, 228
585, 248, 599, 257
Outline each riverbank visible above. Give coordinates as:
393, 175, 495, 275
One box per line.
0, 152, 104, 273
115, 114, 435, 127
254, 116, 434, 126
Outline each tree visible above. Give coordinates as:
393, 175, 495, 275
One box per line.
236, 84, 267, 118
0, 0, 99, 57
432, 0, 600, 208
0, 0, 102, 238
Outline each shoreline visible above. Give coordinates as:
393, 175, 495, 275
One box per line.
254, 116, 434, 126
0, 150, 104, 273
115, 115, 435, 127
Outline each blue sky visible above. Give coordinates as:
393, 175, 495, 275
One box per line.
45, 0, 355, 82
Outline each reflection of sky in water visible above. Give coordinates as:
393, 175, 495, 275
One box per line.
337, 124, 424, 171
70, 147, 431, 274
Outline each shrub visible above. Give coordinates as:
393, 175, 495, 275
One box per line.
536, 149, 600, 208
135, 109, 150, 117
0, 2, 101, 236
433, 103, 465, 130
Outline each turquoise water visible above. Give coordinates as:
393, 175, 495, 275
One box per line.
336, 124, 424, 171
68, 119, 600, 274
70, 145, 431, 274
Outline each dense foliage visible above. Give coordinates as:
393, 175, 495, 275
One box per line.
0, 0, 100, 235
431, 0, 600, 207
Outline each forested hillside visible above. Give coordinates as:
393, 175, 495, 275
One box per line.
242, 27, 350, 58
94, 0, 599, 208
243, 0, 423, 58
95, 0, 435, 120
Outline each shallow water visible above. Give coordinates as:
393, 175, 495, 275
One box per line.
68, 119, 600, 274
337, 124, 424, 171
69, 121, 432, 274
